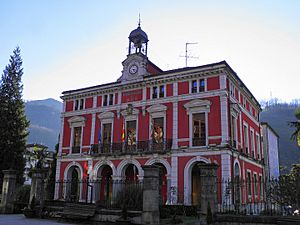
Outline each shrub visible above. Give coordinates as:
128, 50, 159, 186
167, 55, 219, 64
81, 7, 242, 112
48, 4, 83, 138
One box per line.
114, 184, 143, 210
14, 185, 31, 213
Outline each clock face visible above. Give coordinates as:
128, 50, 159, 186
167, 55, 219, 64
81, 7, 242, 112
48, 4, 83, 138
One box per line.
129, 64, 138, 74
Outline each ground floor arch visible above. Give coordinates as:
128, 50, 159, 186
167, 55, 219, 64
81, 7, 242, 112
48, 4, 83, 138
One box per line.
64, 163, 83, 202
184, 156, 210, 205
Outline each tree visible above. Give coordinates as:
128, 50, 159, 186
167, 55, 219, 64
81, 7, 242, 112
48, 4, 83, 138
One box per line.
289, 108, 300, 147
0, 47, 29, 185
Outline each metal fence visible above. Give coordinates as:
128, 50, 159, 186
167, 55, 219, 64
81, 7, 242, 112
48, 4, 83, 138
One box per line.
54, 179, 143, 210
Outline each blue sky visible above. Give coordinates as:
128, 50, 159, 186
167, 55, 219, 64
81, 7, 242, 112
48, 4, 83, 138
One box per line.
0, 0, 299, 102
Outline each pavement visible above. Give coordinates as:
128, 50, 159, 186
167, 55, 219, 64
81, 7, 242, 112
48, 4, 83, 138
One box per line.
0, 214, 77, 225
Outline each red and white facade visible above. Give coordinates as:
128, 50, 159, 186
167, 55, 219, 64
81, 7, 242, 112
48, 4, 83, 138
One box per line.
55, 25, 265, 205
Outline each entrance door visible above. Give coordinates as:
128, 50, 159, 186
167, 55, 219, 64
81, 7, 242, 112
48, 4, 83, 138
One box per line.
70, 168, 79, 202
191, 164, 201, 205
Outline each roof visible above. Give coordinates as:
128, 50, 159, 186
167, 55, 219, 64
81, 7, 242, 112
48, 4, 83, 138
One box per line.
261, 122, 280, 138
61, 60, 261, 108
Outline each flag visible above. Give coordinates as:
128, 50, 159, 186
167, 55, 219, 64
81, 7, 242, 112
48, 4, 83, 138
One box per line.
121, 120, 125, 142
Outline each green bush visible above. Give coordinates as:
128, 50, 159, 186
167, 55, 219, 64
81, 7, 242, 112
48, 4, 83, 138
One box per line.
114, 184, 143, 210
14, 185, 31, 213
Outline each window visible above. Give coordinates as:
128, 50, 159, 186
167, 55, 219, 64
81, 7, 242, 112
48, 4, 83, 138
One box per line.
74, 98, 85, 111
192, 113, 206, 146
72, 127, 81, 153
159, 85, 165, 98
231, 115, 237, 148
259, 175, 263, 197
103, 123, 112, 145
256, 134, 261, 159
102, 123, 112, 153
152, 117, 164, 144
250, 130, 255, 157
109, 94, 114, 106
191, 80, 197, 93
199, 79, 205, 92
244, 125, 249, 154
247, 171, 252, 197
254, 174, 258, 196
126, 121, 136, 146
103, 95, 108, 106
243, 96, 246, 108
190, 79, 205, 93
152, 86, 158, 99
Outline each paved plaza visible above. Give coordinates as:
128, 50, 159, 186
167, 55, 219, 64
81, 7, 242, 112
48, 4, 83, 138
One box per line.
0, 214, 77, 225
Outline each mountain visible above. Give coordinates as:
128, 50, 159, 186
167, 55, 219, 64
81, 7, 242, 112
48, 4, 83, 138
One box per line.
25, 98, 62, 150
260, 102, 300, 173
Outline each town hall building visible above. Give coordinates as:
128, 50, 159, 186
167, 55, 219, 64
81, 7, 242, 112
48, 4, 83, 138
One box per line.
55, 23, 265, 207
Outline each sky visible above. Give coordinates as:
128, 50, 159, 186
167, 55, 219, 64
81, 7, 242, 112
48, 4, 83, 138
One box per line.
0, 0, 299, 102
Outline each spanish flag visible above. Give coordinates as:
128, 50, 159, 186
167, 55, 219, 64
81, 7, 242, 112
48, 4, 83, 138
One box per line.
121, 120, 125, 142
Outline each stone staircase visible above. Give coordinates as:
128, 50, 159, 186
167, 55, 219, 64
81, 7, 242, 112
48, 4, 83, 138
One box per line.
62, 203, 96, 219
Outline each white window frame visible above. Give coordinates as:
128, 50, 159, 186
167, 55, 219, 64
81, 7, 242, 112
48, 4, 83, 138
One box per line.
121, 106, 139, 145
247, 170, 252, 199
184, 99, 211, 148
102, 93, 114, 106
250, 128, 255, 158
98, 112, 115, 146
189, 78, 207, 94
68, 116, 86, 154
74, 98, 85, 111
256, 133, 261, 160
150, 84, 166, 99
243, 122, 249, 154
253, 172, 258, 197
147, 104, 167, 140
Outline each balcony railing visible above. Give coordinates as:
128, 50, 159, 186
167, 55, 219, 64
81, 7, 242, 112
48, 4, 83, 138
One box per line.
71, 146, 80, 154
192, 137, 206, 147
90, 139, 172, 156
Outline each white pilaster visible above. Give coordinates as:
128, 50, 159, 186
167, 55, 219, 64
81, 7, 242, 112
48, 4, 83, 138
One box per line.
54, 159, 61, 199
170, 156, 178, 204
93, 96, 97, 108
221, 153, 232, 204
219, 74, 227, 90
90, 113, 96, 145
220, 95, 229, 145
172, 82, 178, 150
118, 91, 122, 104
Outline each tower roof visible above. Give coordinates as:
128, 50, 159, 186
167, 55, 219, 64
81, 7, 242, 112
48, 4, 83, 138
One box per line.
129, 25, 148, 44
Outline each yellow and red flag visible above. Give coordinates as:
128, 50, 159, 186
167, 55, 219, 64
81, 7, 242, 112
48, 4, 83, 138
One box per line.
121, 120, 125, 142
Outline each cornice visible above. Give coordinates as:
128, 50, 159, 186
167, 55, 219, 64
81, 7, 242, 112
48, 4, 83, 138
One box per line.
62, 66, 226, 101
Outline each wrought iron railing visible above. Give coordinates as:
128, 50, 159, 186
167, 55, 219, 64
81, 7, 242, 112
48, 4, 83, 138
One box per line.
90, 139, 172, 156
192, 137, 206, 146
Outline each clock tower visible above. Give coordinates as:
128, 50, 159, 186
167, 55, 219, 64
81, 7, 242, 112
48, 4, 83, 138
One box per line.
119, 22, 150, 82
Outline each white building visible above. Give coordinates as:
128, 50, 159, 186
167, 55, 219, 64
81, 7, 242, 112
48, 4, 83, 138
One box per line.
261, 122, 280, 180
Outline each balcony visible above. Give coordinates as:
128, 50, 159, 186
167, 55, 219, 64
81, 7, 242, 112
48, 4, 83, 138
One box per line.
72, 146, 80, 154
90, 139, 172, 156
192, 137, 206, 147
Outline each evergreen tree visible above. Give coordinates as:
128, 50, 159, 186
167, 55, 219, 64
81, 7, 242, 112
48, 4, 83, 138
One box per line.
0, 47, 29, 185
289, 108, 300, 147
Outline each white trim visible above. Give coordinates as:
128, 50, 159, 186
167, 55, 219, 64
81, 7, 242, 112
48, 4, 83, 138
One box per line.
116, 158, 144, 179
63, 161, 84, 201
172, 102, 178, 149
145, 158, 171, 175
183, 156, 210, 205
219, 74, 227, 90
90, 113, 96, 145
184, 99, 211, 148
93, 160, 117, 178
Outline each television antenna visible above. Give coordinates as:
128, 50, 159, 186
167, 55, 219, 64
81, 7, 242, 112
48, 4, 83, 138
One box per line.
180, 42, 199, 67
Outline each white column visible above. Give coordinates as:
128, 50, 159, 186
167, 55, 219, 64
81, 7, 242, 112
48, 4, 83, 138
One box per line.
118, 91, 122, 104
172, 82, 178, 149
170, 156, 178, 204
219, 74, 227, 90
221, 153, 232, 205
90, 113, 96, 145
143, 86, 147, 101
54, 159, 61, 199
220, 94, 229, 145
93, 96, 97, 108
